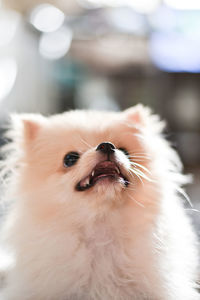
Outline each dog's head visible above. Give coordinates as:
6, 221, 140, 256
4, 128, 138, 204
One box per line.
7, 105, 170, 223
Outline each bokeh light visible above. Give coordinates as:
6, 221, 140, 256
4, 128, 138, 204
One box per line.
39, 26, 72, 60
164, 0, 200, 10
30, 3, 65, 33
150, 33, 200, 72
0, 57, 17, 101
0, 10, 20, 47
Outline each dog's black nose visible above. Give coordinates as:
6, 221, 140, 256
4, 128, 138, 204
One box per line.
96, 142, 115, 154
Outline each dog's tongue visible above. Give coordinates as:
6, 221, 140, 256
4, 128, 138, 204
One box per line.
94, 161, 117, 177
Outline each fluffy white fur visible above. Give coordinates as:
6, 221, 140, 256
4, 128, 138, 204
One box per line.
0, 105, 199, 300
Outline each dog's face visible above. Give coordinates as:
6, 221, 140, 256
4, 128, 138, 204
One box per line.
12, 106, 160, 222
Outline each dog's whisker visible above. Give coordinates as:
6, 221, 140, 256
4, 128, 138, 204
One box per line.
130, 167, 153, 183
128, 155, 151, 160
129, 158, 150, 163
185, 208, 200, 213
176, 187, 193, 208
128, 151, 149, 155
79, 137, 93, 150
128, 169, 145, 186
130, 162, 151, 175
127, 194, 145, 208
128, 156, 151, 161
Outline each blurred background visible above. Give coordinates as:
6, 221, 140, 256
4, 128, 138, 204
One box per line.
0, 0, 199, 232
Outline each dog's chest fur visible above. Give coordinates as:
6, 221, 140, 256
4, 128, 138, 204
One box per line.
6, 210, 161, 300
42, 214, 161, 300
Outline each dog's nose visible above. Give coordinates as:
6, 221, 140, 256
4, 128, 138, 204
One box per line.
96, 142, 115, 154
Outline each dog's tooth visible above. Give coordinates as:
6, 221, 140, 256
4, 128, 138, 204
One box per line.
82, 176, 90, 187
91, 171, 95, 177
85, 176, 90, 185
116, 167, 120, 174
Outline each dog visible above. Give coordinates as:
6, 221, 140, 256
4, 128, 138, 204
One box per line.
0, 105, 199, 299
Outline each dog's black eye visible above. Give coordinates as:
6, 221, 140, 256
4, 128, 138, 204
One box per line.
119, 148, 129, 156
63, 152, 80, 167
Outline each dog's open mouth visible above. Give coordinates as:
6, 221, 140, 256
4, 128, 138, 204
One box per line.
76, 161, 128, 191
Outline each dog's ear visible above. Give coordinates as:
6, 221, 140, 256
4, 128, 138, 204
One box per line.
10, 113, 47, 143
22, 117, 44, 141
123, 104, 165, 132
123, 104, 151, 126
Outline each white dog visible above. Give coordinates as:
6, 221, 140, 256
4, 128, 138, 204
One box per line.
0, 105, 199, 299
